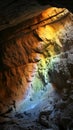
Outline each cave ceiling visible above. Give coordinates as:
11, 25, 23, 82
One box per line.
0, 0, 73, 31
37, 0, 73, 12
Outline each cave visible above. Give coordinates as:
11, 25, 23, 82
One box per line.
0, 0, 73, 130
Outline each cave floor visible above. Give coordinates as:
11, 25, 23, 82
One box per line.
0, 83, 61, 130
1, 82, 72, 130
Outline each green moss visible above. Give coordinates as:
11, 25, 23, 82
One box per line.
32, 76, 44, 92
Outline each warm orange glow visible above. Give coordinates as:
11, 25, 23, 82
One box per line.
36, 25, 62, 48
41, 7, 65, 19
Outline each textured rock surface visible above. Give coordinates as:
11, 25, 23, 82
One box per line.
0, 0, 50, 31
0, 8, 72, 114
0, 2, 73, 130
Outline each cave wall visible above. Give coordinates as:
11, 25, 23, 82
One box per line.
0, 7, 73, 114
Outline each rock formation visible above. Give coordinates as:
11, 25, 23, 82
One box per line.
0, 7, 72, 113
0, 1, 73, 130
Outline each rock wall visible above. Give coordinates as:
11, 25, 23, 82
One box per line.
0, 7, 73, 114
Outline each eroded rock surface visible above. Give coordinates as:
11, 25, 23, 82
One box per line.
0, 8, 72, 113
0, 6, 73, 130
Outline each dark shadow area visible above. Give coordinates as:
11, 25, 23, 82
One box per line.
37, 0, 73, 12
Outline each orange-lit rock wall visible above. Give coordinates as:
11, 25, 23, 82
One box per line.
0, 7, 73, 113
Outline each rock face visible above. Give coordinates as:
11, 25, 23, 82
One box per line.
0, 1, 73, 130
0, 6, 73, 115
0, 0, 50, 31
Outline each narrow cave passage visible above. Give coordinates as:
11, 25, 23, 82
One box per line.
0, 4, 73, 130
